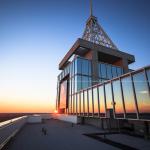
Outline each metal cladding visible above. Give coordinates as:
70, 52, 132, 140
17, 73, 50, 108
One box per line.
82, 15, 118, 50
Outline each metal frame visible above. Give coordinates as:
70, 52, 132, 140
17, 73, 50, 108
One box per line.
73, 66, 150, 121
82, 15, 118, 50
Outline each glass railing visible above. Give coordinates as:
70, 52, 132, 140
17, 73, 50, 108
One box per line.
69, 65, 150, 121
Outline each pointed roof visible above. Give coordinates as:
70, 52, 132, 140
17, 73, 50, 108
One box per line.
82, 1, 118, 50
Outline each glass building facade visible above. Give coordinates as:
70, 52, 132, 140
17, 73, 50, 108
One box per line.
57, 56, 150, 121
67, 66, 150, 120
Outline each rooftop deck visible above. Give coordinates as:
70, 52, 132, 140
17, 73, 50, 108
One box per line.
5, 119, 150, 150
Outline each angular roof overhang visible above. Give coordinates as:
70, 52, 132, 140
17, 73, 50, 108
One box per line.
59, 38, 135, 70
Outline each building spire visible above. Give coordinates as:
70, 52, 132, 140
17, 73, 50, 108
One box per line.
82, 0, 118, 50
90, 0, 93, 16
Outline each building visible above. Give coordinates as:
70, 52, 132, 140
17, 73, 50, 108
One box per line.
56, 1, 150, 136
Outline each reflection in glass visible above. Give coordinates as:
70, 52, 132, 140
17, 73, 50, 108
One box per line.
77, 58, 82, 74
72, 95, 74, 114
80, 92, 84, 115
74, 94, 76, 114
59, 80, 67, 109
117, 67, 122, 76
77, 75, 82, 91
89, 61, 92, 76
122, 76, 137, 118
77, 93, 80, 115
82, 76, 89, 89
133, 72, 150, 119
100, 63, 107, 78
107, 65, 112, 79
82, 59, 89, 75
93, 87, 99, 116
69, 95, 71, 114
98, 85, 106, 117
113, 80, 124, 118
84, 90, 88, 115
89, 77, 92, 87
88, 89, 93, 116
112, 66, 117, 78
146, 69, 150, 86
105, 83, 113, 110
71, 77, 74, 95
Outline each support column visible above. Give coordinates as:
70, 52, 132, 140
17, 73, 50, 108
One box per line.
91, 50, 99, 85
122, 58, 129, 73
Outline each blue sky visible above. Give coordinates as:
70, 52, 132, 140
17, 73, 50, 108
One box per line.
0, 0, 150, 112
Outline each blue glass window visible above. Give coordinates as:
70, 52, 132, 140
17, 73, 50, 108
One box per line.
100, 63, 107, 78
133, 72, 150, 119
88, 61, 92, 76
77, 58, 82, 74
106, 65, 112, 79
82, 59, 89, 75
112, 66, 117, 78
117, 67, 122, 76
82, 76, 89, 89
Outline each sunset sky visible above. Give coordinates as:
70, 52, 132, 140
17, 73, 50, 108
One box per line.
0, 0, 150, 113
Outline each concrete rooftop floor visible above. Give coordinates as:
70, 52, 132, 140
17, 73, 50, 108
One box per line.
6, 119, 150, 150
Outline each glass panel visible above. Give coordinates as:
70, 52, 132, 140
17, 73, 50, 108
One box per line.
84, 90, 88, 115
89, 61, 92, 76
107, 65, 112, 79
82, 59, 89, 75
113, 80, 124, 118
98, 85, 106, 117
100, 63, 107, 78
117, 67, 122, 77
112, 66, 117, 78
74, 76, 77, 93
82, 76, 89, 89
72, 60, 75, 76
105, 83, 113, 110
72, 95, 74, 114
69, 95, 71, 114
77, 93, 80, 115
77, 75, 82, 91
89, 77, 92, 87
77, 57, 82, 74
80, 92, 84, 115
59, 80, 67, 109
88, 89, 93, 116
146, 69, 150, 86
122, 76, 137, 118
133, 72, 150, 119
74, 94, 76, 114
93, 87, 99, 116
69, 78, 72, 95
74, 58, 77, 75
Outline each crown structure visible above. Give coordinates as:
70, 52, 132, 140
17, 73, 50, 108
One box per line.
82, 0, 118, 50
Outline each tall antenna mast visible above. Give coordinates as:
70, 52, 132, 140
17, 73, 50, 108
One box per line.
90, 0, 93, 16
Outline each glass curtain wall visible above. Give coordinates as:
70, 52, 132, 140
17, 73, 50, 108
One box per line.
73, 66, 150, 120
99, 62, 124, 81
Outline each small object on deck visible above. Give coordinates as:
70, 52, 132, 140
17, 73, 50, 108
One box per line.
42, 127, 47, 135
